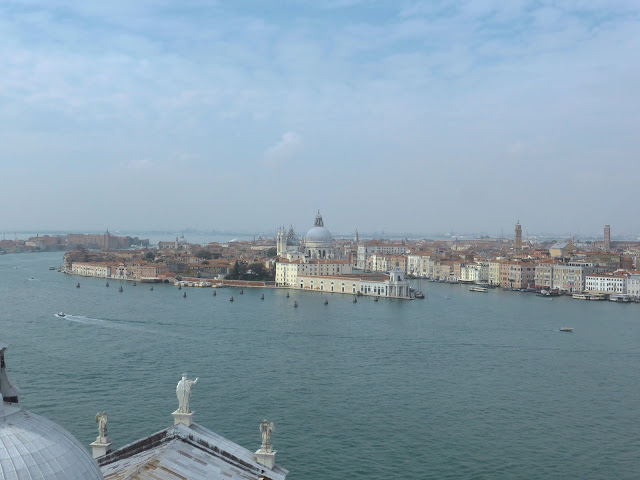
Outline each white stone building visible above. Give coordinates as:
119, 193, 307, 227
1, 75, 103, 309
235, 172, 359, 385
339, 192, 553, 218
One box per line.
275, 259, 353, 287
356, 242, 407, 270
71, 262, 112, 278
585, 272, 628, 294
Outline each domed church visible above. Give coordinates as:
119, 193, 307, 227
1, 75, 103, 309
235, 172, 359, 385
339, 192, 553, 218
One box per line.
303, 211, 336, 259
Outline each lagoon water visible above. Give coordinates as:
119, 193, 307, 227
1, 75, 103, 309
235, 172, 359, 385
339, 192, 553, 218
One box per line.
1, 252, 639, 479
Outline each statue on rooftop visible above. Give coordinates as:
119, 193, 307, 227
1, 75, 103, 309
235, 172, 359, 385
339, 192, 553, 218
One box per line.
259, 419, 275, 452
95, 411, 108, 442
176, 374, 198, 413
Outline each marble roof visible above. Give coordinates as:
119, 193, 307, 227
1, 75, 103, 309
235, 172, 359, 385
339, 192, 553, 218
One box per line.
100, 423, 288, 480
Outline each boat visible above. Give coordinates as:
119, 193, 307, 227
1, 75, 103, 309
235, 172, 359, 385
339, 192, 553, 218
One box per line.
324, 299, 328, 305
183, 292, 187, 298
106, 282, 109, 287
374, 296, 379, 302
261, 294, 264, 300
294, 301, 298, 308
230, 296, 234, 302
469, 286, 488, 292
609, 294, 631, 303
49, 266, 55, 270
56, 312, 66, 317
414, 291, 425, 299
119, 286, 123, 292
559, 327, 574, 332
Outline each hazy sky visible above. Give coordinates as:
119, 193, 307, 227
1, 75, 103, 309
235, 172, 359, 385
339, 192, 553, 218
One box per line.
1, 1, 638, 236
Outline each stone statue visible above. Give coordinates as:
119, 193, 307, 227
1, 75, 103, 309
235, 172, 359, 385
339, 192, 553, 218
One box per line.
176, 374, 198, 413
95, 411, 108, 442
259, 419, 275, 451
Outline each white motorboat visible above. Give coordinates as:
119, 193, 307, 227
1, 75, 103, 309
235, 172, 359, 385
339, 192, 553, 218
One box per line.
469, 286, 488, 292
559, 327, 573, 332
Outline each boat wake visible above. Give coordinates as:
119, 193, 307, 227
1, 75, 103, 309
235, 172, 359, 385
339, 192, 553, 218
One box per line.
53, 314, 150, 332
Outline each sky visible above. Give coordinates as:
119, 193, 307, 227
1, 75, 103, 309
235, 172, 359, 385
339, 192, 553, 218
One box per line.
1, 0, 639, 237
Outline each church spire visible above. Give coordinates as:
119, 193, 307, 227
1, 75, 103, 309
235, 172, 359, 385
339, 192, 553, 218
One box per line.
314, 211, 324, 228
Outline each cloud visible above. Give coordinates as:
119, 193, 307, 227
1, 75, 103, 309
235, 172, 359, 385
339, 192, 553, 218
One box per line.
262, 131, 302, 167
127, 159, 154, 170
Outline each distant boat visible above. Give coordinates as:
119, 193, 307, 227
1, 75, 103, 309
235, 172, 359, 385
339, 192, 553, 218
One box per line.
106, 282, 109, 287
469, 286, 488, 293
49, 266, 55, 270
294, 301, 298, 308
230, 296, 234, 302
56, 312, 66, 318
119, 286, 123, 292
76, 283, 80, 288
414, 291, 425, 299
374, 296, 379, 302
559, 327, 573, 332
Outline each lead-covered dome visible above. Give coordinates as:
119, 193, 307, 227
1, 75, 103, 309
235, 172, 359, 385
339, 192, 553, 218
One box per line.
305, 211, 333, 244
0, 342, 104, 480
305, 226, 333, 243
0, 406, 104, 479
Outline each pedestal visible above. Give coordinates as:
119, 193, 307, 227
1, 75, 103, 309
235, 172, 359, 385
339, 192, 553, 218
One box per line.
254, 449, 276, 469
172, 410, 193, 426
90, 439, 112, 459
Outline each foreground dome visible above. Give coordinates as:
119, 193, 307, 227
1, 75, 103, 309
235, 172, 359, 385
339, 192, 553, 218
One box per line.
0, 406, 104, 479
0, 341, 103, 479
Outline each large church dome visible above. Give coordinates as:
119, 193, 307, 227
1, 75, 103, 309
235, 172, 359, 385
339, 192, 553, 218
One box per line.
305, 211, 333, 244
0, 342, 104, 480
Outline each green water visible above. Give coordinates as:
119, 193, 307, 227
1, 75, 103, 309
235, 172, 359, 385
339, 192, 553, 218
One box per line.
1, 252, 639, 479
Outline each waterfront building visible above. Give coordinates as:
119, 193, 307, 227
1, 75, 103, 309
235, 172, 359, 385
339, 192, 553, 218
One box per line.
71, 262, 112, 278
585, 271, 628, 294
356, 241, 407, 270
275, 259, 353, 287
297, 264, 411, 298
627, 272, 640, 297
499, 260, 536, 289
550, 262, 599, 293
460, 262, 489, 283
488, 261, 502, 286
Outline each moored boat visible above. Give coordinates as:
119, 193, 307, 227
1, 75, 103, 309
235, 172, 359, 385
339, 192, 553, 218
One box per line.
469, 286, 488, 292
559, 327, 573, 332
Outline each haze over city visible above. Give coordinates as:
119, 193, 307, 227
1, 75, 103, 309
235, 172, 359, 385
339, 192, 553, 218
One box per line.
1, 1, 638, 235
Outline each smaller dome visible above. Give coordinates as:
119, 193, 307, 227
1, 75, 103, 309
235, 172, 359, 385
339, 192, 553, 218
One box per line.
305, 226, 332, 243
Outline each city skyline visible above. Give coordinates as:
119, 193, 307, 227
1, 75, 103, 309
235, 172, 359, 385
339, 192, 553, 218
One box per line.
1, 1, 639, 233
